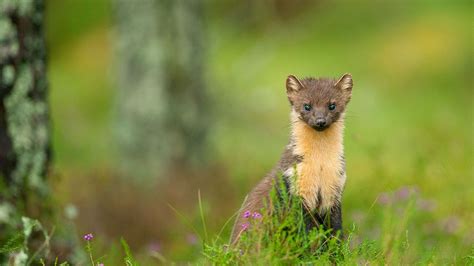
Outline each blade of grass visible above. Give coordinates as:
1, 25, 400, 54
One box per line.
198, 190, 209, 243
120, 237, 139, 266
216, 210, 239, 242
167, 203, 202, 241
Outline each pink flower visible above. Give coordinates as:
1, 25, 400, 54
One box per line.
186, 233, 198, 245
241, 222, 250, 231
83, 233, 93, 241
395, 187, 411, 201
252, 212, 262, 219
440, 216, 460, 234
377, 193, 392, 206
147, 241, 161, 252
416, 199, 436, 212
243, 210, 251, 218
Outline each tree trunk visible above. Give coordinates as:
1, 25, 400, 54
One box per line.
114, 0, 208, 181
0, 0, 51, 227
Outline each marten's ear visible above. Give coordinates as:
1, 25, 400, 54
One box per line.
286, 75, 304, 94
335, 73, 353, 92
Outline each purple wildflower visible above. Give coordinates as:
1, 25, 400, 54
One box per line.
440, 216, 460, 234
186, 233, 198, 245
252, 212, 262, 219
394, 186, 419, 201
83, 233, 93, 241
147, 241, 161, 253
350, 210, 365, 223
377, 192, 392, 206
416, 199, 436, 212
243, 210, 251, 218
241, 222, 250, 231
395, 186, 411, 201
98, 263, 104, 266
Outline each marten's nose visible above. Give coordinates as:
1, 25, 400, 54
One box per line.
315, 118, 326, 128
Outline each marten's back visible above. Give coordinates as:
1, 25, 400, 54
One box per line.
230, 145, 297, 242
230, 175, 273, 242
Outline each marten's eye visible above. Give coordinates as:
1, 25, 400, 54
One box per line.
328, 103, 336, 111
303, 104, 312, 111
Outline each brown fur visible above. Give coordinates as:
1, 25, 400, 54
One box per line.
231, 74, 353, 243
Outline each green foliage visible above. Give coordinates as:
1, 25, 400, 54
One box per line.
79, 236, 140, 265
121, 238, 139, 266
85, 239, 95, 266
202, 180, 339, 264
3, 190, 470, 265
0, 233, 24, 254
201, 187, 438, 265
0, 217, 51, 265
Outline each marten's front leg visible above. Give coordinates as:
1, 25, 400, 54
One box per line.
328, 203, 343, 239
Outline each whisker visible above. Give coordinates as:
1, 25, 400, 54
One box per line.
343, 111, 360, 118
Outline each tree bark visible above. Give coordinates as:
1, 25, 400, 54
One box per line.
0, 0, 51, 221
114, 0, 208, 181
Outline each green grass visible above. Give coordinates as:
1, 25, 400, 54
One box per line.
10, 179, 472, 265
199, 180, 473, 265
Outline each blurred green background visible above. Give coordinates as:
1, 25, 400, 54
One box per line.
45, 0, 472, 263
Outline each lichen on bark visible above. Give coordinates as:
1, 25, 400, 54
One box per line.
114, 0, 209, 181
5, 65, 49, 194
0, 0, 50, 202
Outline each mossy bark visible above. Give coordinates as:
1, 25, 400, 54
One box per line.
114, 0, 208, 181
0, 0, 50, 225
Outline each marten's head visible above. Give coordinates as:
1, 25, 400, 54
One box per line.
286, 74, 353, 131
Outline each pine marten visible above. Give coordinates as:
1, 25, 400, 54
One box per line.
231, 73, 353, 243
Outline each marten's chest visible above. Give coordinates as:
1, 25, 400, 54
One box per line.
288, 121, 346, 211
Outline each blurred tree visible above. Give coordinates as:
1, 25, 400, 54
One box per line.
0, 0, 51, 256
209, 0, 315, 30
114, 0, 208, 181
